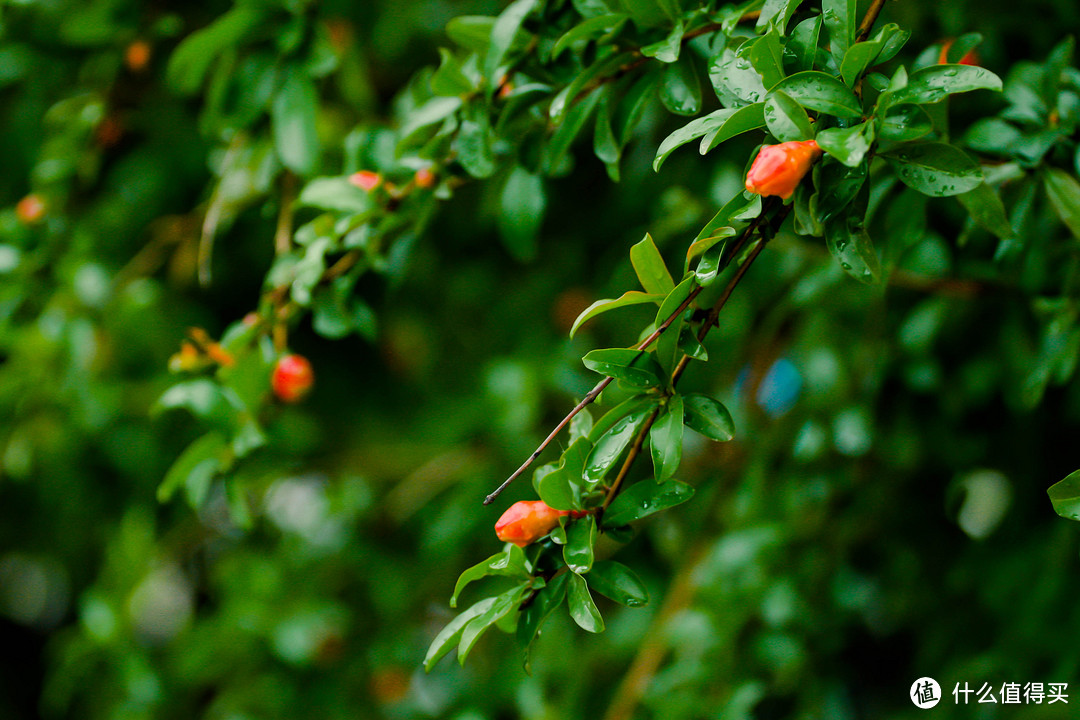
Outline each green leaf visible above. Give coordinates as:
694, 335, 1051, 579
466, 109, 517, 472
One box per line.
567, 573, 604, 633
655, 275, 697, 375
659, 53, 702, 116
887, 143, 983, 197
457, 586, 526, 665
451, 545, 529, 608
272, 68, 320, 175
708, 48, 767, 109
498, 167, 546, 261
757, 0, 803, 32
485, 0, 537, 88
298, 177, 373, 214
584, 404, 654, 483
654, 108, 736, 171
516, 572, 568, 671
649, 395, 683, 481
431, 48, 476, 96
821, 0, 855, 64
166, 7, 264, 94
588, 395, 656, 441
890, 65, 1003, 105
563, 515, 597, 574
157, 432, 227, 503
641, 19, 684, 63
878, 104, 933, 142
774, 71, 863, 118
787, 15, 822, 73
588, 561, 649, 607
824, 213, 881, 284
399, 97, 462, 141
683, 393, 735, 441
749, 28, 785, 89
602, 479, 695, 526
764, 90, 814, 142
536, 437, 591, 510
454, 108, 497, 179
553, 14, 630, 59
154, 379, 234, 423
630, 234, 675, 294
699, 102, 767, 153
839, 24, 908, 86
815, 122, 874, 167
446, 16, 497, 53
685, 226, 737, 269
570, 291, 665, 338
956, 183, 1015, 240
424, 596, 497, 671
543, 88, 602, 175
961, 118, 1024, 156
594, 91, 622, 180
1048, 469, 1080, 522
582, 348, 664, 388
550, 52, 629, 123
812, 157, 867, 225
1044, 168, 1080, 241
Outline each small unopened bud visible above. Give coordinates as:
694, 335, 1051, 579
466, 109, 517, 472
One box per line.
495, 500, 585, 547
349, 171, 382, 192
745, 139, 822, 200
938, 39, 979, 66
15, 194, 45, 225
125, 40, 152, 73
272, 354, 314, 403
414, 167, 436, 189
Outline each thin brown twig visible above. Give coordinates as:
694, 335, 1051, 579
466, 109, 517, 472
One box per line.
600, 406, 661, 511
598, 206, 782, 513
483, 283, 706, 505
855, 0, 889, 43
571, 11, 758, 105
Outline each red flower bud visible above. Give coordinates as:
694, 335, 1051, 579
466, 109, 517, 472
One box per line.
272, 354, 314, 403
495, 500, 571, 547
745, 139, 822, 200
349, 171, 382, 192
938, 39, 979, 66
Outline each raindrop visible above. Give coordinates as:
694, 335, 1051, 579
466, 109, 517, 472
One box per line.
943, 68, 958, 77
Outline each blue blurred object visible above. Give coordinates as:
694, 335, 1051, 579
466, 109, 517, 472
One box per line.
756, 358, 802, 417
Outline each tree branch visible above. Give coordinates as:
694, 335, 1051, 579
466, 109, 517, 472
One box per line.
483, 283, 706, 505
598, 205, 784, 513
855, 0, 889, 43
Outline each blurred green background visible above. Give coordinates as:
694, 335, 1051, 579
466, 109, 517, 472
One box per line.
3, 0, 1080, 718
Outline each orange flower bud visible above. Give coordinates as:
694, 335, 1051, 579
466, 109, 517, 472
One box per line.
349, 171, 382, 192
414, 167, 436, 189
125, 40, 152, 73
495, 500, 570, 547
15, 194, 45, 225
938, 39, 979, 66
745, 139, 822, 200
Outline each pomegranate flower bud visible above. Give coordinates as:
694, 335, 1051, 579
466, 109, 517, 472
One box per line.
272, 354, 314, 403
745, 139, 822, 200
349, 170, 382, 192
938, 39, 979, 66
495, 500, 571, 547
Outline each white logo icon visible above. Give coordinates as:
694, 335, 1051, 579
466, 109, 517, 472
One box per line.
911, 677, 942, 709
